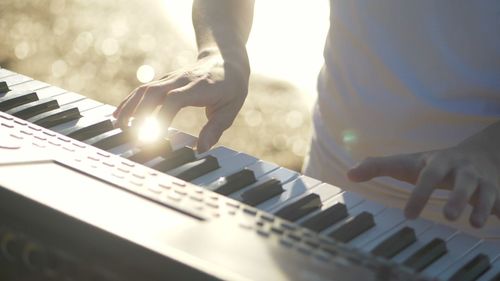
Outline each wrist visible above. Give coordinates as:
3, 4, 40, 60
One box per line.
197, 46, 250, 82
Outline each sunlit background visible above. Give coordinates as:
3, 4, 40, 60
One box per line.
0, 0, 329, 171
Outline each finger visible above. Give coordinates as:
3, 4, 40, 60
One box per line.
347, 154, 422, 183
443, 168, 478, 221
469, 181, 497, 228
405, 163, 450, 219
155, 84, 197, 129
155, 80, 222, 128
197, 105, 236, 153
494, 202, 500, 220
115, 86, 148, 127
166, 78, 221, 108
133, 78, 192, 120
113, 88, 139, 118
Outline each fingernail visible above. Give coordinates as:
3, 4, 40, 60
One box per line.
445, 207, 458, 220
474, 214, 486, 228
349, 162, 361, 171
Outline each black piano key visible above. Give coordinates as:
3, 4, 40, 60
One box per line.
29, 106, 81, 128
448, 254, 490, 281
328, 212, 375, 243
274, 193, 322, 222
7, 99, 59, 120
66, 119, 115, 141
300, 203, 348, 232
370, 227, 416, 259
241, 179, 284, 206
402, 238, 447, 272
0, 91, 38, 111
152, 147, 196, 172
212, 169, 257, 195
168, 155, 220, 181
126, 138, 172, 164
0, 81, 9, 93
85, 128, 131, 150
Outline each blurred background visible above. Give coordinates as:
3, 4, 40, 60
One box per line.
0, 0, 329, 171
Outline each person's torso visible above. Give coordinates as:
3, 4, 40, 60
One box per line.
317, 0, 500, 166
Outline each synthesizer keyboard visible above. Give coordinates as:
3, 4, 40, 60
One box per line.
0, 67, 499, 281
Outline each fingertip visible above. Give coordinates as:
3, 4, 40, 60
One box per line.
404, 209, 416, 220
470, 214, 486, 229
443, 205, 459, 221
196, 140, 208, 153
346, 162, 372, 182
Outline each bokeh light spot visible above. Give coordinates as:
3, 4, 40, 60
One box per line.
244, 109, 263, 127
138, 117, 161, 143
51, 59, 67, 77
101, 38, 119, 56
342, 130, 358, 144
138, 34, 157, 52
14, 42, 30, 59
136, 65, 155, 83
285, 110, 304, 129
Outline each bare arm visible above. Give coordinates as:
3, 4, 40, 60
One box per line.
193, 0, 254, 72
114, 0, 255, 152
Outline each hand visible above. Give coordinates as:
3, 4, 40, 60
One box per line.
347, 133, 500, 228
113, 53, 250, 152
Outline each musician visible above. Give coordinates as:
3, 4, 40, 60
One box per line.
113, 1, 500, 236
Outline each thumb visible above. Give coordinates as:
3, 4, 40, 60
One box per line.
347, 154, 422, 183
197, 107, 235, 153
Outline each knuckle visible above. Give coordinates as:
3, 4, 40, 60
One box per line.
453, 188, 469, 201
180, 71, 195, 80
421, 167, 443, 180
458, 168, 478, 182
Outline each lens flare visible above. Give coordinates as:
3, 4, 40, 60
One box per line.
138, 117, 161, 143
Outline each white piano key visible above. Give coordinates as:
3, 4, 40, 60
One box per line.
245, 160, 280, 178
361, 217, 434, 252
268, 182, 343, 213
168, 130, 197, 150
392, 223, 458, 264
347, 207, 406, 248
196, 146, 238, 160
229, 166, 300, 201
49, 91, 86, 106
421, 232, 481, 277
258, 175, 322, 212
62, 96, 102, 112
192, 153, 258, 186
0, 68, 16, 78
9, 79, 50, 92
438, 240, 500, 280
0, 74, 32, 86
35, 86, 67, 99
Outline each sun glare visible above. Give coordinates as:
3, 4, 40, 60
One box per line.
161, 0, 329, 101
138, 117, 162, 143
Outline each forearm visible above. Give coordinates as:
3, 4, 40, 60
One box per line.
192, 0, 254, 76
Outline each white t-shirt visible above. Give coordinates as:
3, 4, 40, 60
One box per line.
306, 0, 500, 235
